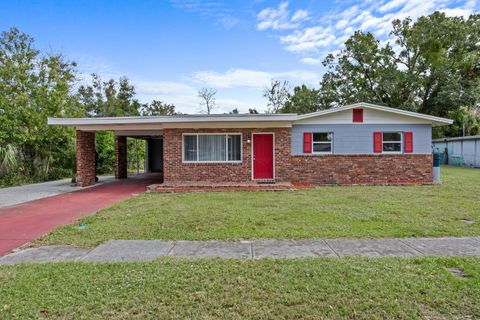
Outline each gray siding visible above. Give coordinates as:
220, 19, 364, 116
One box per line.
291, 124, 432, 155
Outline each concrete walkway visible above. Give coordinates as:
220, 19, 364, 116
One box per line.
1, 237, 479, 264
0, 176, 115, 208
0, 174, 161, 256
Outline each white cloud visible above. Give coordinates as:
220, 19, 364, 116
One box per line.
291, 9, 309, 22
335, 19, 349, 29
193, 69, 272, 88
257, 0, 478, 61
280, 26, 336, 52
133, 80, 260, 114
256, 2, 309, 30
135, 81, 197, 96
300, 57, 322, 65
131, 68, 322, 113
442, 7, 475, 17
378, 0, 408, 13
192, 68, 320, 88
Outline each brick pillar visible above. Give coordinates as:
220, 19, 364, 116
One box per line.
76, 130, 96, 187
115, 136, 128, 179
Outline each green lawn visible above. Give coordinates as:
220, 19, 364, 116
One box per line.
1, 257, 479, 319
5, 167, 480, 319
37, 166, 480, 247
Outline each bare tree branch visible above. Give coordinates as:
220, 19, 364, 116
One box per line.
263, 79, 290, 113
198, 87, 217, 114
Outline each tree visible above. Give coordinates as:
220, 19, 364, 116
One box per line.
249, 108, 259, 114
280, 85, 323, 114
437, 106, 480, 137
77, 74, 141, 117
263, 79, 290, 113
319, 31, 399, 109
141, 100, 176, 116
0, 28, 80, 182
77, 74, 143, 174
319, 12, 480, 137
198, 87, 217, 114
229, 108, 239, 114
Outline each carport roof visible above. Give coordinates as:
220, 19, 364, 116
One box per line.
48, 113, 298, 126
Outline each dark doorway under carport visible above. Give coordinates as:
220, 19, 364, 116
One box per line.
146, 138, 163, 173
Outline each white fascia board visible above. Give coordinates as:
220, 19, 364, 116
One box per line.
48, 114, 298, 126
75, 121, 292, 131
295, 102, 453, 126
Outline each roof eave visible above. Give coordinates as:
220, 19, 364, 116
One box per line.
48, 115, 298, 126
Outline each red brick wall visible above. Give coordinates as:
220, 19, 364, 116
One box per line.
163, 128, 291, 183
115, 136, 128, 179
76, 130, 96, 187
290, 154, 433, 184
162, 128, 433, 185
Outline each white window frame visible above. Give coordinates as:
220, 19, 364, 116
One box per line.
182, 133, 243, 163
382, 131, 403, 154
311, 132, 333, 154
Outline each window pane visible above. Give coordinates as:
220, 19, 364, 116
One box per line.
313, 143, 331, 153
313, 132, 332, 142
227, 135, 241, 161
383, 143, 401, 152
383, 132, 401, 142
184, 135, 197, 161
198, 135, 226, 161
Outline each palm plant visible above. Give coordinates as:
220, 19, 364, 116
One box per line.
0, 144, 17, 175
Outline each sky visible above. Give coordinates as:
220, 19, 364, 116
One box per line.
0, 0, 478, 113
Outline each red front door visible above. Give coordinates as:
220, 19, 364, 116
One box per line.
253, 133, 274, 180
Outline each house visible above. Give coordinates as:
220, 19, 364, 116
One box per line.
48, 102, 453, 187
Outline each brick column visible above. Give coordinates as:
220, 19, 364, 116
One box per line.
115, 136, 128, 179
76, 130, 96, 187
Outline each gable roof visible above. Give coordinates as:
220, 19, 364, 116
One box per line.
295, 102, 453, 127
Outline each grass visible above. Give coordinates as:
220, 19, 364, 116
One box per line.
36, 166, 480, 247
1, 257, 479, 319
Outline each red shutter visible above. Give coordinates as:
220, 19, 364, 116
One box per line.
373, 132, 382, 153
353, 108, 363, 123
303, 132, 312, 153
404, 132, 413, 153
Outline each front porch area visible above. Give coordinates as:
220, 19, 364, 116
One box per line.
146, 181, 310, 192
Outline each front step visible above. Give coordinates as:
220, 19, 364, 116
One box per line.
146, 182, 309, 193
255, 180, 276, 184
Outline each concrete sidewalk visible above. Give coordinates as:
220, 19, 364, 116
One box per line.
1, 237, 479, 264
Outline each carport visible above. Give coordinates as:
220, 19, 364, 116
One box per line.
76, 130, 164, 186
49, 116, 168, 187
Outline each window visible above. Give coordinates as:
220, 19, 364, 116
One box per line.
183, 134, 242, 162
312, 132, 333, 153
382, 132, 402, 153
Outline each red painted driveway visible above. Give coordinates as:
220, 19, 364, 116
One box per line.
0, 174, 160, 256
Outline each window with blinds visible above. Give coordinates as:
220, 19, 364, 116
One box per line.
183, 134, 242, 162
